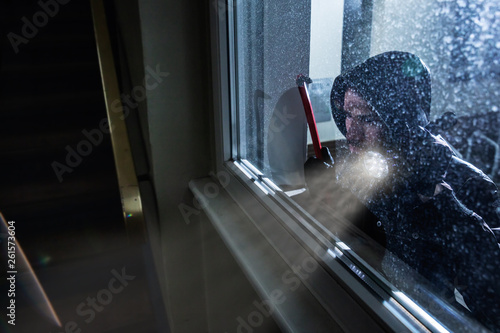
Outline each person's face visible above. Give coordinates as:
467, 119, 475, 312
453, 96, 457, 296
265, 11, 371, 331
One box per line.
344, 88, 386, 154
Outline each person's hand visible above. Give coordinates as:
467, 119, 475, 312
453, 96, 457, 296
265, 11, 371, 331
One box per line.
304, 146, 334, 168
304, 147, 334, 197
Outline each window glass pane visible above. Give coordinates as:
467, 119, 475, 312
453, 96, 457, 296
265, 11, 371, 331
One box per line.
233, 0, 500, 330
370, 0, 500, 173
235, 0, 311, 180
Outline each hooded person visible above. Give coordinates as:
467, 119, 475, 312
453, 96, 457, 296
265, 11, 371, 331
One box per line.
304, 51, 500, 330
330, 51, 500, 227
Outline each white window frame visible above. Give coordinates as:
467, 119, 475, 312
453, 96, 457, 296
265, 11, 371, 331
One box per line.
191, 1, 490, 332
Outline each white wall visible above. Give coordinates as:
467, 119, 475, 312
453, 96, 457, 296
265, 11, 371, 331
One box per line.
309, 0, 344, 79
308, 0, 346, 143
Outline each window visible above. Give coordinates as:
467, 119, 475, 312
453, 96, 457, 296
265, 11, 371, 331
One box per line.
209, 0, 500, 331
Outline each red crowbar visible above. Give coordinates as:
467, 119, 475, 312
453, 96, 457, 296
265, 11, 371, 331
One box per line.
297, 74, 322, 159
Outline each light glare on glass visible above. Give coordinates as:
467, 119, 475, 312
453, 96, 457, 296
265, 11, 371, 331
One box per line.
363, 151, 389, 179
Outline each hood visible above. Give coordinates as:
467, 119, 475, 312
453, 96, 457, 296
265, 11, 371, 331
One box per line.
330, 51, 431, 144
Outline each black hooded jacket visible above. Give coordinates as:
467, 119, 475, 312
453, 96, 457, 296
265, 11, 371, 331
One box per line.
325, 51, 500, 329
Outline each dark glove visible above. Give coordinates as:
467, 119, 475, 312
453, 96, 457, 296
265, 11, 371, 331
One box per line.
304, 147, 334, 197
304, 146, 334, 171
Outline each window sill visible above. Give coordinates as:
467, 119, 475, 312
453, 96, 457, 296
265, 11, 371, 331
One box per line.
189, 161, 413, 332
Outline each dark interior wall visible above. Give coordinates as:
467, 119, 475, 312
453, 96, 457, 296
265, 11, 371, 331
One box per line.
127, 0, 281, 332
0, 0, 127, 266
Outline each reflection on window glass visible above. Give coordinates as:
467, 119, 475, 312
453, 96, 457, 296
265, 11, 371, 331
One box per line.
235, 0, 311, 179
234, 0, 500, 330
